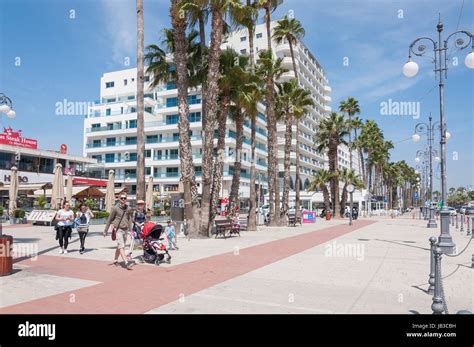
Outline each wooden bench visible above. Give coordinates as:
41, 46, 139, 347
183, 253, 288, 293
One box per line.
214, 219, 233, 239
287, 214, 297, 227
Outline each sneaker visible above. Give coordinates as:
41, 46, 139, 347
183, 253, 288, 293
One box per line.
59, 249, 63, 254
63, 249, 68, 254
126, 262, 134, 270
79, 248, 84, 254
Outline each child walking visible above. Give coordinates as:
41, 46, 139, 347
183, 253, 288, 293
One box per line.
165, 220, 179, 250
76, 203, 94, 254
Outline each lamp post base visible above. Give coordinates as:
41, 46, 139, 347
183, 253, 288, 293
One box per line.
438, 209, 456, 254
427, 207, 437, 228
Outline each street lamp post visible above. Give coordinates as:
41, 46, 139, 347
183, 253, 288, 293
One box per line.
413, 115, 440, 228
0, 93, 16, 119
347, 184, 355, 226
403, 15, 474, 254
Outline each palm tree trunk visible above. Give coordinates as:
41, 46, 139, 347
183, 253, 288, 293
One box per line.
229, 109, 244, 210
210, 95, 230, 226
323, 186, 330, 212
288, 38, 302, 217
247, 12, 257, 231
340, 185, 348, 216
171, 0, 200, 237
200, 4, 224, 237
264, 3, 279, 225
136, 0, 146, 201
282, 111, 292, 217
329, 143, 341, 218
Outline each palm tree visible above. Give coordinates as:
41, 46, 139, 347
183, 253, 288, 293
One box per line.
273, 15, 306, 215
240, 0, 259, 231
136, 0, 146, 201
209, 48, 247, 225
170, 0, 201, 237
307, 169, 333, 213
257, 0, 282, 225
277, 79, 314, 217
256, 49, 287, 226
198, 0, 244, 237
338, 97, 360, 172
314, 112, 349, 218
351, 116, 364, 181
145, 29, 203, 89
238, 78, 264, 228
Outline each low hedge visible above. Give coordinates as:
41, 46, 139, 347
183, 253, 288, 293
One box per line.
93, 211, 110, 219
14, 209, 26, 218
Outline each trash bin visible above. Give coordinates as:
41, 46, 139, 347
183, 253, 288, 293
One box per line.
0, 235, 13, 276
325, 211, 331, 221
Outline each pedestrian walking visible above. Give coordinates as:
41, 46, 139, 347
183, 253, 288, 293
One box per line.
165, 220, 179, 250
55, 201, 74, 254
103, 194, 134, 270
75, 203, 94, 254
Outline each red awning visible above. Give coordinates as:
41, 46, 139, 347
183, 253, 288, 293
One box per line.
72, 177, 108, 187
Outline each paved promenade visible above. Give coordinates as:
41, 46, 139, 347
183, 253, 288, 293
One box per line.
0, 215, 472, 314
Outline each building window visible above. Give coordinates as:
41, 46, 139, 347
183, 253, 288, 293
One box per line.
105, 82, 114, 88
106, 138, 116, 146
128, 153, 137, 161
145, 167, 151, 175
92, 140, 101, 148
166, 115, 179, 125
106, 108, 111, 116
256, 33, 262, 39
240, 49, 247, 54
128, 119, 137, 128
145, 149, 152, 158
105, 154, 115, 163
146, 135, 158, 144
125, 136, 137, 145
240, 36, 247, 42
124, 79, 127, 86
144, 75, 150, 82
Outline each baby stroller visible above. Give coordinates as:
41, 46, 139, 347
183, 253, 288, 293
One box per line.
139, 222, 171, 265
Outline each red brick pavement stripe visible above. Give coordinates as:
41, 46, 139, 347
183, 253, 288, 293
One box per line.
0, 219, 375, 314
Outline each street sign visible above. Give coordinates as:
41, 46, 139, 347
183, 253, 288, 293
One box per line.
413, 191, 419, 200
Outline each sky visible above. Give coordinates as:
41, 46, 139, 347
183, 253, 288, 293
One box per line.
0, 0, 473, 190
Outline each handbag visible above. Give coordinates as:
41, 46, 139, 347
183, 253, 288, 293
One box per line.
112, 207, 127, 241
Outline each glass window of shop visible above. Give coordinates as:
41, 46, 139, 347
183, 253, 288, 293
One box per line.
0, 152, 14, 170
39, 157, 55, 173
18, 155, 39, 172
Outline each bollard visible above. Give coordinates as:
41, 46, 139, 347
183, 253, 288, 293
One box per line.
428, 237, 437, 295
451, 214, 455, 226
468, 217, 471, 235
469, 217, 473, 236
431, 246, 445, 314
472, 254, 474, 269
455, 214, 458, 229
460, 213, 464, 232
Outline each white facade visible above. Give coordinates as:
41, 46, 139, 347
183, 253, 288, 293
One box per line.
222, 20, 359, 203
84, 68, 269, 200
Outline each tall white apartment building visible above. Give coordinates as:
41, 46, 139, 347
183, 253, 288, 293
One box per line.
83, 68, 269, 204
222, 20, 358, 209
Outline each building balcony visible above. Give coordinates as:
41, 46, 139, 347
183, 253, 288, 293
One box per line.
323, 85, 332, 93
323, 95, 332, 103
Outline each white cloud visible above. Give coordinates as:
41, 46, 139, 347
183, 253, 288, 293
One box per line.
101, 0, 137, 66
